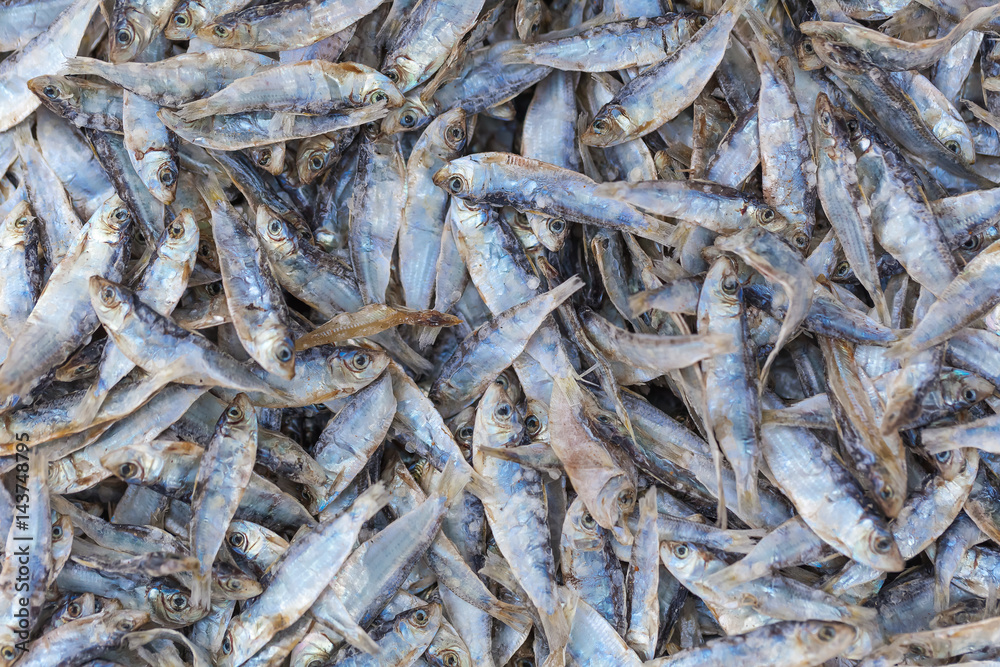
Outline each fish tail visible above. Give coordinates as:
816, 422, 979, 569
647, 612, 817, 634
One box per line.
466, 467, 497, 503
61, 56, 107, 78
431, 458, 471, 505
538, 588, 578, 667
173, 99, 214, 122
704, 563, 752, 590
497, 43, 531, 66
416, 325, 441, 350
188, 571, 211, 612
350, 481, 390, 521
933, 574, 951, 613
491, 599, 533, 631
735, 478, 765, 529
331, 616, 382, 655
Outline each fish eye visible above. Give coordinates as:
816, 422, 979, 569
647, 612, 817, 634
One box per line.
100, 286, 118, 306
12, 216, 28, 230
168, 221, 184, 238
759, 208, 775, 222
370, 90, 388, 104
495, 374, 509, 389
525, 415, 541, 435
385, 69, 399, 83
118, 462, 139, 479
721, 275, 739, 295
306, 661, 322, 667
401, 111, 417, 128
228, 532, 247, 549
199, 241, 212, 256
226, 405, 244, 421
817, 624, 837, 641
548, 218, 566, 234
351, 352, 371, 371
945, 140, 961, 153
213, 25, 230, 39
591, 118, 609, 134
697, 15, 709, 26
877, 485, 893, 501
447, 175, 466, 195
43, 85, 59, 99
206, 282, 222, 296
223, 577, 243, 591
301, 487, 312, 501
440, 650, 459, 667
267, 218, 283, 235
158, 165, 177, 187
221, 632, 233, 654
309, 154, 325, 171
834, 261, 851, 277
935, 451, 952, 463
67, 602, 82, 617
962, 235, 980, 250
846, 119, 859, 133
113, 207, 130, 222
174, 12, 189, 26
530, 21, 540, 34
964, 388, 978, 402
907, 644, 927, 657
275, 344, 293, 363
94, 599, 103, 612
494, 403, 512, 419
581, 512, 596, 529
803, 40, 814, 53
617, 490, 635, 509
518, 660, 534, 667
0, 647, 14, 660
872, 535, 893, 554
673, 544, 690, 559
52, 524, 62, 539
256, 151, 271, 167
115, 28, 133, 45
411, 609, 429, 626
457, 426, 474, 443
793, 232, 810, 249
169, 593, 188, 611
76, 365, 91, 375
597, 414, 611, 423
117, 618, 136, 631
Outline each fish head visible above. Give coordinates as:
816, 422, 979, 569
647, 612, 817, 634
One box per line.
796, 621, 859, 659
562, 496, 606, 552
446, 406, 477, 460
703, 254, 743, 311
474, 379, 524, 451
197, 16, 255, 49
358, 71, 406, 110
794, 36, 826, 71
110, 8, 156, 63
594, 472, 636, 546
288, 631, 335, 667
531, 214, 569, 252
91, 194, 133, 242
1, 200, 35, 247
941, 370, 994, 412
432, 157, 480, 199
394, 603, 443, 643
382, 54, 423, 93
254, 205, 299, 260
27, 75, 83, 116
524, 398, 549, 444
329, 346, 390, 387
382, 96, 433, 135
810, 39, 869, 76
213, 570, 262, 600
256, 325, 297, 380
855, 517, 904, 572
659, 541, 716, 583
89, 276, 135, 333
147, 584, 206, 627
160, 210, 200, 267
165, 0, 208, 40
216, 393, 258, 440
425, 622, 474, 667
515, 0, 545, 42
437, 108, 470, 154
581, 104, 634, 148
100, 445, 163, 486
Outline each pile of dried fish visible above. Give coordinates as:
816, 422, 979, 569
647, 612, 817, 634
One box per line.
8, 0, 1000, 665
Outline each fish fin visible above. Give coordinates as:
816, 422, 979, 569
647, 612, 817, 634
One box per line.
497, 43, 531, 66
703, 563, 753, 590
